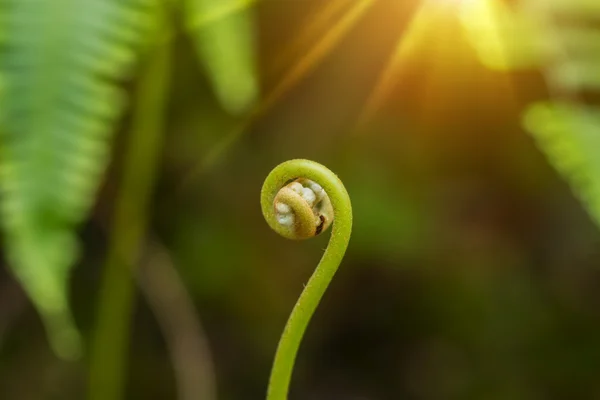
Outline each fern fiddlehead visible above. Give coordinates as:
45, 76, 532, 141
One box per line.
260, 159, 352, 400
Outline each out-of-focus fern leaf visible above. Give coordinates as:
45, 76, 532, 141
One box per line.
0, 0, 156, 359
461, 0, 600, 224
463, 0, 600, 229
521, 0, 600, 228
524, 102, 600, 224
184, 0, 258, 114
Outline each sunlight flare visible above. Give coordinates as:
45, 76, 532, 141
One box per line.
359, 0, 469, 124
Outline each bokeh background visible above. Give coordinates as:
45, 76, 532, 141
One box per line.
2, 0, 600, 399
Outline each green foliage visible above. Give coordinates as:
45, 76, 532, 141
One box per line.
463, 0, 600, 229
0, 0, 259, 361
524, 102, 600, 223
185, 0, 259, 114
87, 28, 172, 400
0, 0, 158, 359
522, 0, 600, 228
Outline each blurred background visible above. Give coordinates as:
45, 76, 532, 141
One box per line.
2, 0, 600, 399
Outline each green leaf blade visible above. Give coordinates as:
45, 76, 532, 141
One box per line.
185, 0, 259, 114
0, 0, 157, 359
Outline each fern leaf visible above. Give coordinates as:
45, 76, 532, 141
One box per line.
524, 102, 600, 225
520, 0, 600, 230
462, 0, 600, 229
0, 0, 156, 359
184, 0, 258, 114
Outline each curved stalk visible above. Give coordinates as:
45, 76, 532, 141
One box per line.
260, 159, 352, 400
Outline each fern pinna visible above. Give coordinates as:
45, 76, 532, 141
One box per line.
0, 0, 156, 359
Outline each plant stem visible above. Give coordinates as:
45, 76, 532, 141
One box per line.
260, 159, 353, 400
87, 31, 171, 400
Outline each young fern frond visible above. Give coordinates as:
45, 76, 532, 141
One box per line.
0, 0, 157, 359
261, 159, 352, 400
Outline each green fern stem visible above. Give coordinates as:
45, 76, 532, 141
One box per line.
87, 31, 171, 400
260, 159, 352, 400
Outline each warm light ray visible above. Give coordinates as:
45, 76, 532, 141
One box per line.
457, 0, 524, 111
179, 0, 374, 189
260, 0, 373, 113
358, 3, 437, 126
414, 0, 523, 137
474, 1, 520, 109
459, 0, 543, 71
416, 13, 463, 125
270, 0, 351, 77
358, 0, 476, 127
